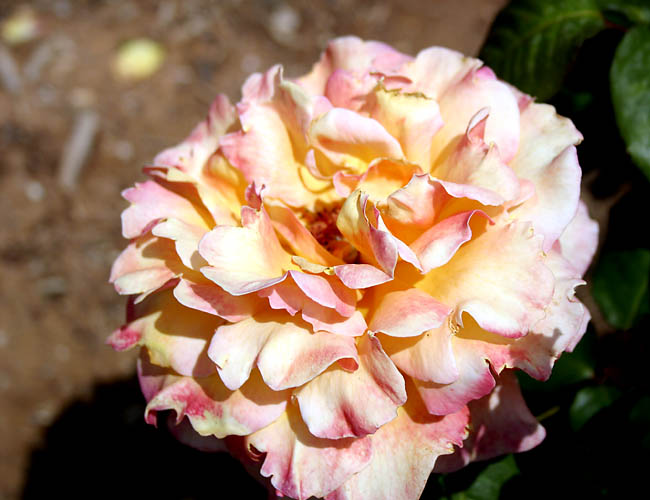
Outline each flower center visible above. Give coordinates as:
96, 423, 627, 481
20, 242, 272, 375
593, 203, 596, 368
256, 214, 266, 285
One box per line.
300, 203, 358, 263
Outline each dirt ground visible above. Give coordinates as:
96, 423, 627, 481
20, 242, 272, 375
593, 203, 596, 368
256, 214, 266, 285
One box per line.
0, 1, 508, 498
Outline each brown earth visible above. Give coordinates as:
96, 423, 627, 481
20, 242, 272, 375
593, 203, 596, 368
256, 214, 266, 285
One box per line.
0, 1, 508, 498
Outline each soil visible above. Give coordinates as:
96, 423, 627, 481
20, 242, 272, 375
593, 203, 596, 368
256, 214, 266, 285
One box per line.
0, 1, 509, 498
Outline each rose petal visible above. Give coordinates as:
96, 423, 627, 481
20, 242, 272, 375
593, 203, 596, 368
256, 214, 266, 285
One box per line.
434, 370, 545, 473
326, 383, 470, 500
152, 218, 208, 270
418, 221, 554, 338
140, 354, 288, 438
199, 206, 291, 295
369, 288, 451, 337
207, 316, 358, 391
556, 200, 599, 277
295, 334, 406, 439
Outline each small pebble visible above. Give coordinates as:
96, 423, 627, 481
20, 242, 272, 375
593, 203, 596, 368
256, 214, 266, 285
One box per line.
1, 7, 40, 46
38, 276, 68, 298
25, 180, 45, 202
113, 38, 165, 81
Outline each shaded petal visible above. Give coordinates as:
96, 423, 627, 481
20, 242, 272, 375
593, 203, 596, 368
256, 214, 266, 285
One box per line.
108, 289, 221, 377
333, 263, 393, 289
152, 218, 208, 271
333, 158, 421, 201
295, 334, 406, 439
121, 180, 210, 239
326, 384, 470, 500
419, 221, 554, 338
434, 370, 545, 473
369, 288, 450, 337
110, 234, 181, 299
199, 206, 291, 295
246, 405, 373, 500
139, 353, 288, 439
556, 200, 598, 277
207, 317, 358, 391
173, 278, 260, 323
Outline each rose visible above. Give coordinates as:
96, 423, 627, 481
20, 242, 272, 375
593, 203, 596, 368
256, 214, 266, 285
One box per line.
109, 36, 597, 500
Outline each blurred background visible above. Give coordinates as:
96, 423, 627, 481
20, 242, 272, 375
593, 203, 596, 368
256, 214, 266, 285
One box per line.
1, 0, 648, 499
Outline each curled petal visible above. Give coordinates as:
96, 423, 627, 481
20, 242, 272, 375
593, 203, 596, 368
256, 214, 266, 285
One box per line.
208, 317, 358, 391
199, 206, 291, 295
139, 353, 288, 438
295, 334, 406, 439
247, 406, 373, 500
434, 370, 545, 473
121, 180, 210, 239
327, 383, 470, 500
110, 234, 181, 300
431, 67, 520, 166
402, 46, 482, 100
109, 290, 221, 377
411, 210, 491, 273
152, 218, 208, 271
173, 278, 260, 323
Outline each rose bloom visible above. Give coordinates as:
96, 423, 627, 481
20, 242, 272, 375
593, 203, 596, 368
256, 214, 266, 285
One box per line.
109, 37, 598, 500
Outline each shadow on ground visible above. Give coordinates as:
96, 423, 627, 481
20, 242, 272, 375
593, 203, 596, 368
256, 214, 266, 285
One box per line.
21, 376, 266, 499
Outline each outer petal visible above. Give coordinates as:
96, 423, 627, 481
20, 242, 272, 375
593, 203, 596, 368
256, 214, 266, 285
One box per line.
199, 206, 291, 295
173, 278, 260, 323
418, 221, 554, 338
121, 180, 210, 239
246, 406, 373, 500
430, 67, 520, 166
108, 290, 220, 377
369, 288, 450, 337
295, 335, 406, 439
207, 317, 358, 391
556, 200, 599, 277
110, 234, 181, 299
326, 384, 470, 500
510, 146, 582, 252
297, 36, 412, 96
402, 46, 482, 100
139, 353, 288, 438
152, 218, 208, 271
434, 370, 545, 473
509, 102, 583, 251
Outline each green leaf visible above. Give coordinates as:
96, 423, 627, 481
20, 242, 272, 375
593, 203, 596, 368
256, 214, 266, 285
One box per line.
592, 249, 650, 329
480, 0, 605, 101
450, 455, 520, 500
611, 26, 650, 180
569, 385, 622, 430
598, 0, 650, 25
